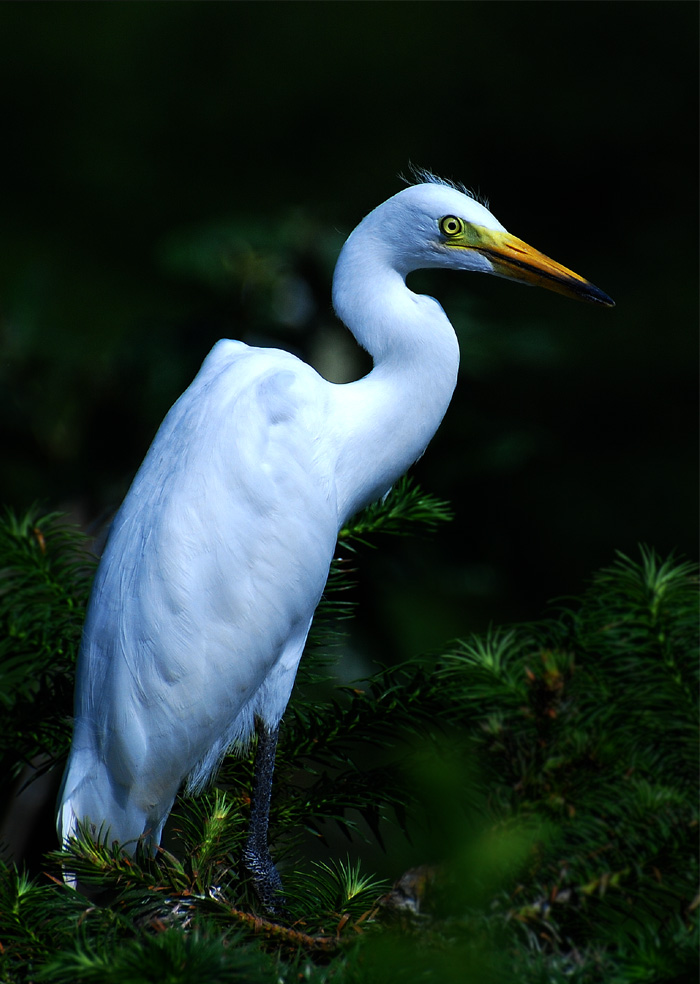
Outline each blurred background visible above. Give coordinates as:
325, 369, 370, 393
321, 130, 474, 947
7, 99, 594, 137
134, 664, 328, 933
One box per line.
0, 2, 697, 667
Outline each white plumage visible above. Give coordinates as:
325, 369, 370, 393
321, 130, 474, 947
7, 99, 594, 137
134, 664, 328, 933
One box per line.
57, 177, 612, 901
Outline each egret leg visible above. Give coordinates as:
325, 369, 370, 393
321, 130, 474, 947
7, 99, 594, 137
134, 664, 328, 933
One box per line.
243, 719, 285, 913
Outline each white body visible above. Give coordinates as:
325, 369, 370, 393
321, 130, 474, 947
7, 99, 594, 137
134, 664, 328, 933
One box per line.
57, 178, 608, 851
58, 182, 474, 848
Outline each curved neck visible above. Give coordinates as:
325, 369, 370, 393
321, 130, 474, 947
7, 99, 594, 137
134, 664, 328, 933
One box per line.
330, 234, 460, 524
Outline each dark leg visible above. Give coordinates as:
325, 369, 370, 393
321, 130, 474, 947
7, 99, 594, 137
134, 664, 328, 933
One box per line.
242, 719, 285, 913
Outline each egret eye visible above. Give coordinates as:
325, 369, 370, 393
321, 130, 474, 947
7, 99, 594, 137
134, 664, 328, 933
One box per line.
439, 215, 464, 238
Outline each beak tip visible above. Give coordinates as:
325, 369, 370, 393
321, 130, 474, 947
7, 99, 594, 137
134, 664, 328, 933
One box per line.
595, 290, 615, 307
589, 287, 615, 308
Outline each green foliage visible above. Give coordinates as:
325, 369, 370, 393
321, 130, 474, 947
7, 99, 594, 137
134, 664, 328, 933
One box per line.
285, 856, 389, 920
0, 509, 94, 779
428, 548, 698, 979
302, 476, 451, 673
0, 497, 697, 983
36, 926, 276, 984
338, 476, 453, 546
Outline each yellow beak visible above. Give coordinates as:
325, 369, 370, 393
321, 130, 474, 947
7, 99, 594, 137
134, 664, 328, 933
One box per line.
455, 224, 614, 306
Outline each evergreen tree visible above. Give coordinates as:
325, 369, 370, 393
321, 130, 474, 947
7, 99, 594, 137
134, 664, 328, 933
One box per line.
0, 487, 697, 983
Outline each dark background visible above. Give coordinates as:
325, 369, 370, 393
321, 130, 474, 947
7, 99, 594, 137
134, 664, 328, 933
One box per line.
1, 2, 697, 666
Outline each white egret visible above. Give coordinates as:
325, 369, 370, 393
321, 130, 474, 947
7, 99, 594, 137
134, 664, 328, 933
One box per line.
57, 175, 613, 909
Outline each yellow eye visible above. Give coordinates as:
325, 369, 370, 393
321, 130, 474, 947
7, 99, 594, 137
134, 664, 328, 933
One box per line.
439, 215, 464, 237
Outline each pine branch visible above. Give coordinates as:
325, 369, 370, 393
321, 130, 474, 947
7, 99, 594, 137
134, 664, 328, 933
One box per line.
300, 477, 452, 683
1, 496, 697, 983
338, 475, 453, 548
0, 508, 95, 777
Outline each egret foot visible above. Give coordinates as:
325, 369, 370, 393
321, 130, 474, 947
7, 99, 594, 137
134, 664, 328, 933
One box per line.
243, 844, 286, 914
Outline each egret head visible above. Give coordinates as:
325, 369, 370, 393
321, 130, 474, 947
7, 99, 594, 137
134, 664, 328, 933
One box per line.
364, 177, 614, 306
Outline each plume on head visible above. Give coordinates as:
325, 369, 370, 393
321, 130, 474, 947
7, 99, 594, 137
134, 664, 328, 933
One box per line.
401, 164, 490, 209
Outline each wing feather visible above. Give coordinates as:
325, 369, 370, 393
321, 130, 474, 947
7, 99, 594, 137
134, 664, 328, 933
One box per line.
60, 340, 339, 845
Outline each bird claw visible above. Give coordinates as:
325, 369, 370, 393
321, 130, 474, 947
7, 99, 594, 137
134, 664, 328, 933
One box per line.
243, 846, 286, 915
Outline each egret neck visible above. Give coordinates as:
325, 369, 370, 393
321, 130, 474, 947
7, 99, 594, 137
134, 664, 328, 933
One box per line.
331, 226, 460, 525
